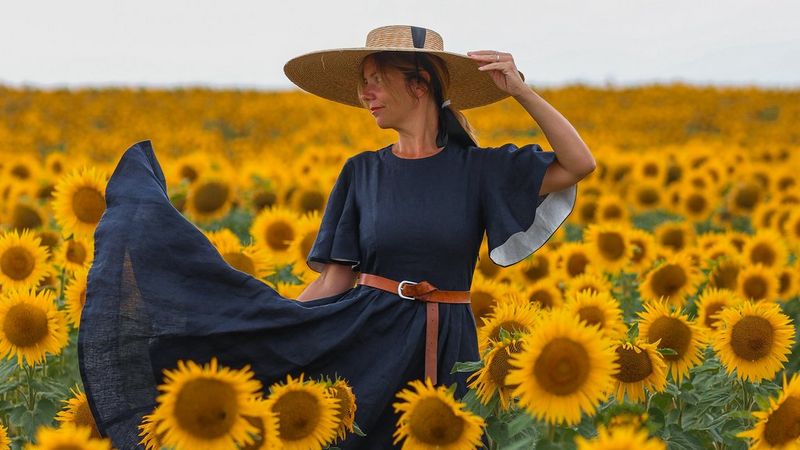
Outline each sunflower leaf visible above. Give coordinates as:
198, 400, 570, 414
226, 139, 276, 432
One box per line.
352, 421, 366, 437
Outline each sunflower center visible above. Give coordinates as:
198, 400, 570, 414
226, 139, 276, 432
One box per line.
222, 252, 256, 276
489, 343, 521, 390
529, 290, 553, 309
193, 182, 230, 214
750, 243, 776, 266
567, 253, 589, 277
273, 390, 321, 441
299, 190, 325, 213
1, 246, 35, 280
763, 396, 800, 446
265, 221, 294, 251
614, 346, 653, 382
12, 204, 44, 230
72, 187, 105, 224
173, 378, 238, 439
743, 276, 767, 300
661, 229, 685, 251
638, 187, 659, 206
180, 166, 199, 182
66, 241, 87, 265
577, 306, 605, 327
3, 303, 49, 347
523, 258, 549, 281
647, 317, 691, 361
650, 264, 687, 297
630, 240, 646, 263
687, 193, 707, 213
470, 291, 495, 323
710, 263, 739, 290
489, 321, 526, 342
252, 190, 277, 211
597, 232, 625, 260
735, 184, 759, 210
408, 397, 464, 445
534, 338, 590, 396
730, 316, 774, 361
703, 301, 726, 329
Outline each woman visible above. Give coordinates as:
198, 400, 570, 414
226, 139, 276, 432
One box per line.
79, 25, 593, 449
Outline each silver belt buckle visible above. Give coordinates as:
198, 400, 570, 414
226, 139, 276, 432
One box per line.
397, 280, 418, 300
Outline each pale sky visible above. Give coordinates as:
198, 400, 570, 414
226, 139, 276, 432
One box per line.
1, 0, 798, 90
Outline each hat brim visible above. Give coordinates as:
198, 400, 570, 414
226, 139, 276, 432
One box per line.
283, 47, 523, 110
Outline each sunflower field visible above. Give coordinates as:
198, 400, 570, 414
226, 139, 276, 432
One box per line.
0, 84, 799, 449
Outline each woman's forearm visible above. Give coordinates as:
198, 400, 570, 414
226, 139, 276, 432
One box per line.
295, 264, 357, 302
513, 88, 596, 176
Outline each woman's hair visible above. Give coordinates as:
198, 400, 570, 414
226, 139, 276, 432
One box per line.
357, 51, 479, 147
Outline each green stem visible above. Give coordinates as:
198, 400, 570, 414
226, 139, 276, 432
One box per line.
24, 363, 36, 413
547, 422, 556, 442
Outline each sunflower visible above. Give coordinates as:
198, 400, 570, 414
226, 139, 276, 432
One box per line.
0, 422, 8, 450
476, 298, 540, 352
739, 373, 800, 449
517, 252, 554, 284
743, 229, 789, 270
563, 271, 613, 300
595, 194, 629, 224
727, 178, 763, 216
0, 288, 68, 366
575, 424, 666, 450
325, 377, 357, 444
0, 229, 52, 290
612, 339, 668, 403
23, 423, 112, 450
639, 253, 702, 308
563, 290, 627, 340
628, 179, 664, 211
392, 377, 485, 450
713, 301, 795, 382
626, 228, 658, 274
288, 179, 328, 215
506, 308, 619, 425
250, 206, 301, 266
653, 221, 696, 255
51, 166, 107, 238
583, 223, 634, 273
637, 302, 706, 383
523, 278, 564, 310
702, 241, 740, 270
679, 186, 715, 222
708, 256, 742, 291
8, 198, 46, 231
204, 228, 274, 279
263, 373, 340, 450
555, 242, 594, 279
55, 386, 101, 438
64, 265, 89, 328
285, 210, 323, 269
468, 274, 511, 327
152, 357, 268, 450
467, 338, 524, 411
55, 235, 94, 272
4, 154, 41, 183
737, 263, 780, 303
185, 175, 236, 223
695, 287, 744, 331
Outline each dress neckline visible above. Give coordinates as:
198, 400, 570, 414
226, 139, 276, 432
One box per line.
384, 142, 449, 162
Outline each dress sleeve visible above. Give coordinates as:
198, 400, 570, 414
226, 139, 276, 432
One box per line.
480, 143, 577, 267
306, 158, 361, 273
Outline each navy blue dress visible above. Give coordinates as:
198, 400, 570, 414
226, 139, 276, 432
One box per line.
79, 139, 576, 449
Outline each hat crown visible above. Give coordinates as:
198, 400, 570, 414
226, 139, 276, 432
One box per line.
365, 25, 444, 51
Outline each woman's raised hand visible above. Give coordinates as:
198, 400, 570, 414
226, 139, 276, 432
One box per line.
467, 50, 529, 97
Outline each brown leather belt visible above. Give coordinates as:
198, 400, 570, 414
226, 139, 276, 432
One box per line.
357, 273, 471, 385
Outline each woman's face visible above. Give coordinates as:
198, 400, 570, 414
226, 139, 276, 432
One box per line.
360, 57, 420, 130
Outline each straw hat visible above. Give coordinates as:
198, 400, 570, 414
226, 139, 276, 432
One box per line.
283, 24, 524, 110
